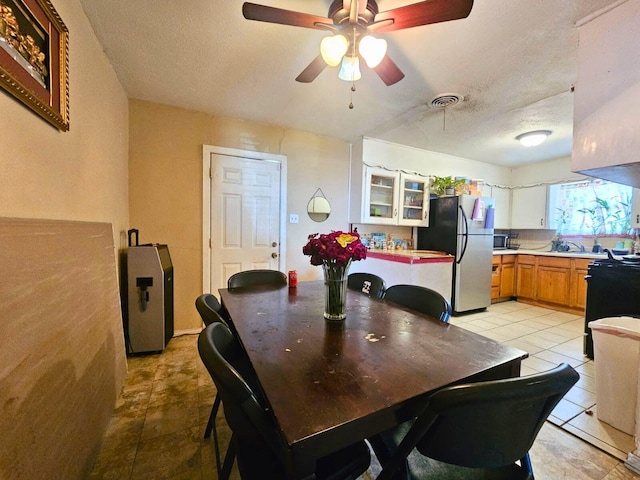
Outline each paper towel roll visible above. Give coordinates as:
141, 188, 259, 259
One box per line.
471, 198, 484, 221
485, 206, 495, 229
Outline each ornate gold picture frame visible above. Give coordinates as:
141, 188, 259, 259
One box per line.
0, 0, 68, 131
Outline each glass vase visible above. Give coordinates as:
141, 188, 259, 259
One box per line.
322, 260, 351, 321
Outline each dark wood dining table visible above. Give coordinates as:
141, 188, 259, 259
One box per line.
219, 281, 528, 479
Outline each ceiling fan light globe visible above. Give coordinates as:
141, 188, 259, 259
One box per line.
338, 56, 361, 82
320, 35, 348, 67
359, 36, 387, 68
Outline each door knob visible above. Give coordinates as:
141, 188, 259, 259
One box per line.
272, 242, 278, 247
271, 252, 278, 258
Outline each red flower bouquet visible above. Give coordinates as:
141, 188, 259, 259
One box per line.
302, 231, 367, 267
303, 231, 367, 320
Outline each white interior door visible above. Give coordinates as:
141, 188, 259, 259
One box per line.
209, 153, 282, 291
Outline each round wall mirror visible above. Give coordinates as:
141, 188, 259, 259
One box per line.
307, 196, 331, 222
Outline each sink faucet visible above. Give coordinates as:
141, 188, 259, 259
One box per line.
563, 241, 585, 252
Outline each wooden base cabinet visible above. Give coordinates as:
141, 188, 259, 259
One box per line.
500, 256, 516, 298
491, 256, 501, 300
515, 256, 536, 300
491, 254, 516, 303
537, 257, 571, 306
513, 254, 591, 313
569, 258, 591, 310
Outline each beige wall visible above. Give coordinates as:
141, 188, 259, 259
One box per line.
512, 156, 587, 186
0, 0, 129, 478
129, 99, 351, 331
0, 0, 129, 243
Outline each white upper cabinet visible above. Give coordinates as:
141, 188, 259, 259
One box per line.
356, 167, 429, 226
350, 138, 431, 226
486, 186, 511, 229
363, 168, 399, 225
399, 173, 430, 226
510, 185, 548, 229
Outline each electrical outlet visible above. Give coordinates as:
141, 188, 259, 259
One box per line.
289, 214, 299, 224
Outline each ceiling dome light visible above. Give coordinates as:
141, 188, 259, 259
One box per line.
359, 35, 387, 68
338, 55, 361, 82
516, 130, 552, 147
320, 35, 348, 67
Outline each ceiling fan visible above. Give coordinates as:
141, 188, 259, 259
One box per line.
242, 0, 474, 86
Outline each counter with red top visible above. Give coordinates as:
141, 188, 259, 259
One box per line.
349, 250, 454, 300
365, 250, 454, 264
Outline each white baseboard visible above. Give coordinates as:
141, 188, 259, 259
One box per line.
625, 452, 640, 474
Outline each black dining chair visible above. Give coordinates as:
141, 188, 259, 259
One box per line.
370, 363, 580, 480
194, 294, 230, 477
227, 269, 288, 289
383, 285, 452, 322
195, 293, 229, 326
198, 322, 371, 480
347, 272, 386, 298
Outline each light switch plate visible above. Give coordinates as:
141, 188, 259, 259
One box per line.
289, 214, 299, 224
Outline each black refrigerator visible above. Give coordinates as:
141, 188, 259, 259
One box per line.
417, 194, 494, 314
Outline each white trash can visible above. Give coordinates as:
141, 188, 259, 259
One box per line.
589, 316, 640, 435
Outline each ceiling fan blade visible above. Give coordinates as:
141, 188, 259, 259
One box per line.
374, 55, 405, 86
295, 55, 328, 83
374, 0, 473, 33
243, 3, 333, 30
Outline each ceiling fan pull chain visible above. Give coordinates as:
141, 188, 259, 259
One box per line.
349, 82, 356, 109
348, 26, 357, 110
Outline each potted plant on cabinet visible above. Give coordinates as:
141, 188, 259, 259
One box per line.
431, 176, 466, 196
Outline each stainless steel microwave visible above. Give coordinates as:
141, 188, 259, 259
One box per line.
493, 234, 509, 249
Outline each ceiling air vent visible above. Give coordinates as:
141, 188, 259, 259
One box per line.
429, 93, 464, 108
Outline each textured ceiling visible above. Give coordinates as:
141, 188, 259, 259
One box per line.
78, 0, 623, 167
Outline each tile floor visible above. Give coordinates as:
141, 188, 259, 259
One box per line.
450, 301, 637, 463
89, 301, 640, 479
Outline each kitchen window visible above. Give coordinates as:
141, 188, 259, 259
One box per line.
548, 180, 633, 236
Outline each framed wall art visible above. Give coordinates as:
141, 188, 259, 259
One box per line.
0, 0, 68, 131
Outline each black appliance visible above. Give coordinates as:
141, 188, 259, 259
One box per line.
584, 251, 640, 359
417, 194, 494, 314
124, 229, 174, 355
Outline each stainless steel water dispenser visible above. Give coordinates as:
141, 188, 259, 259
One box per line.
125, 229, 174, 354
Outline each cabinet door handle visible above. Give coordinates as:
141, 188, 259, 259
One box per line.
637, 214, 639, 224
540, 218, 543, 226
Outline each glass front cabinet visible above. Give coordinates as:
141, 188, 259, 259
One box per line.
400, 174, 429, 226
362, 167, 429, 226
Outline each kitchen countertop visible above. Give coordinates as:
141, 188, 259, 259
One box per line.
366, 249, 454, 264
493, 249, 607, 260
